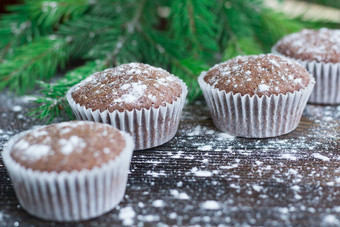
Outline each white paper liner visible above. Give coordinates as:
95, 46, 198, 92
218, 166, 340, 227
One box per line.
2, 128, 134, 222
272, 45, 340, 104
66, 76, 188, 150
198, 72, 315, 138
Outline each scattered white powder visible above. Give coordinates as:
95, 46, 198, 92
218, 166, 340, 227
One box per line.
252, 185, 263, 192
168, 212, 177, 219
146, 170, 166, 177
280, 153, 297, 161
198, 145, 212, 151
115, 83, 147, 104
191, 167, 213, 177
201, 201, 221, 210
137, 215, 160, 222
59, 136, 86, 155
170, 189, 190, 200
322, 215, 340, 225
152, 200, 165, 208
20, 144, 51, 161
119, 207, 135, 226
258, 84, 270, 93
187, 126, 202, 136
294, 78, 302, 84
120, 84, 131, 90
291, 185, 300, 191
12, 105, 22, 112
312, 153, 330, 161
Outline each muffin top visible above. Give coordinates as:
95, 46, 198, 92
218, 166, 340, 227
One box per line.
275, 28, 340, 63
10, 121, 126, 172
203, 54, 311, 97
71, 63, 183, 112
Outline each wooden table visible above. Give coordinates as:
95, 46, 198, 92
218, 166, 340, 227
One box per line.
1, 93, 339, 226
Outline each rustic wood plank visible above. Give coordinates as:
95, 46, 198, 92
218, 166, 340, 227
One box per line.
0, 93, 339, 226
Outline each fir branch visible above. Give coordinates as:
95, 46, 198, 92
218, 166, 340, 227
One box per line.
0, 0, 89, 61
32, 60, 106, 122
32, 0, 149, 122
0, 37, 68, 94
169, 0, 218, 61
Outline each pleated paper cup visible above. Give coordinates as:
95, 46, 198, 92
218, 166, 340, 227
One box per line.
272, 45, 340, 104
198, 72, 315, 138
2, 129, 134, 222
66, 78, 188, 151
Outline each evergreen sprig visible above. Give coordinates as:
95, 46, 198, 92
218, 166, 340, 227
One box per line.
0, 0, 89, 62
0, 0, 338, 122
32, 60, 105, 122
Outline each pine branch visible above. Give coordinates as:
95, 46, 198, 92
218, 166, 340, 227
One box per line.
0, 0, 89, 62
32, 60, 106, 122
0, 37, 69, 94
32, 0, 149, 122
169, 0, 218, 62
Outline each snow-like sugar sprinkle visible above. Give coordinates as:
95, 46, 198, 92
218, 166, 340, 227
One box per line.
114, 83, 147, 104
201, 200, 221, 210
152, 200, 165, 208
198, 145, 212, 151
280, 153, 297, 161
170, 189, 190, 200
21, 144, 51, 161
258, 84, 270, 92
119, 207, 135, 226
252, 185, 263, 192
120, 84, 131, 90
137, 215, 160, 222
59, 136, 86, 155
322, 215, 340, 225
312, 153, 330, 161
146, 170, 167, 177
191, 167, 213, 177
12, 105, 22, 112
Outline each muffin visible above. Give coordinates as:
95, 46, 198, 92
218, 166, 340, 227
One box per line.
272, 28, 340, 104
198, 54, 315, 138
66, 63, 188, 150
2, 121, 134, 221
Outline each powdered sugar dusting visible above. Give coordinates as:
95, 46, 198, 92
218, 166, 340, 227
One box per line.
312, 153, 330, 161
119, 207, 135, 226
114, 83, 147, 104
204, 54, 311, 97
59, 136, 86, 155
73, 62, 183, 111
276, 28, 340, 63
201, 201, 221, 210
17, 144, 50, 161
258, 83, 270, 92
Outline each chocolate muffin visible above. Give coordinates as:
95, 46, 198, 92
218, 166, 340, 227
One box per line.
67, 63, 188, 150
273, 28, 340, 104
198, 54, 315, 138
3, 121, 134, 221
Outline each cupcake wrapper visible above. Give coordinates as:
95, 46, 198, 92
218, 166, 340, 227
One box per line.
2, 130, 134, 222
66, 78, 188, 150
272, 45, 340, 104
198, 72, 315, 138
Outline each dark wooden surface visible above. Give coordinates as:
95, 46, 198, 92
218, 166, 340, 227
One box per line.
0, 92, 340, 226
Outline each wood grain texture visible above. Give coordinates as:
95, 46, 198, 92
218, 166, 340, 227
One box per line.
0, 93, 339, 226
